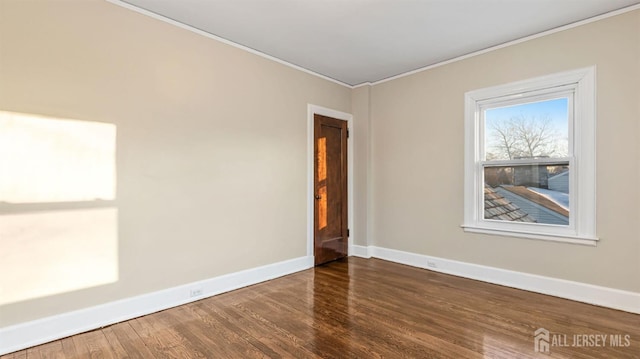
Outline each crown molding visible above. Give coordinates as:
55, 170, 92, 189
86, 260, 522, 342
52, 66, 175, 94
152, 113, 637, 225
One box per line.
104, 0, 354, 88
370, 4, 640, 86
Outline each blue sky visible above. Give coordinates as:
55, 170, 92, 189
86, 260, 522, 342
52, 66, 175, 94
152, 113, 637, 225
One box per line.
485, 97, 569, 137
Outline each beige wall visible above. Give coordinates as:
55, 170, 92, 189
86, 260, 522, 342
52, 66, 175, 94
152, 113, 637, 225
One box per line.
351, 85, 371, 246
0, 0, 351, 326
370, 10, 640, 292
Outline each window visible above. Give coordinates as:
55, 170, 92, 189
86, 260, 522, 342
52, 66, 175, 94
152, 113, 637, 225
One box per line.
463, 67, 597, 244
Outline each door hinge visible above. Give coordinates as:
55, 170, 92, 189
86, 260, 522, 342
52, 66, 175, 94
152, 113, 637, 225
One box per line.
347, 128, 350, 138
347, 229, 350, 237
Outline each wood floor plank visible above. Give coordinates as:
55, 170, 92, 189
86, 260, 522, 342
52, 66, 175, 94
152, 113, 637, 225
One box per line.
102, 322, 153, 359
232, 291, 364, 358
25, 340, 65, 359
129, 313, 204, 358
183, 303, 276, 358
3, 257, 639, 358
163, 304, 267, 358
195, 297, 321, 358
0, 351, 26, 359
59, 335, 80, 357
71, 330, 119, 359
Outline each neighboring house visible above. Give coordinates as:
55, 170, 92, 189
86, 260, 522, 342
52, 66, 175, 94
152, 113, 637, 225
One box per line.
513, 163, 549, 188
548, 171, 569, 193
483, 185, 536, 222
495, 185, 569, 225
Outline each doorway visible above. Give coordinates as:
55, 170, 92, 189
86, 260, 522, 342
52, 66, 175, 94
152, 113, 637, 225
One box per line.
313, 114, 348, 265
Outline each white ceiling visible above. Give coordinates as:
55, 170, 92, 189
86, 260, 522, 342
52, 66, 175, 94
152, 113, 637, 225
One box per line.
120, 0, 640, 86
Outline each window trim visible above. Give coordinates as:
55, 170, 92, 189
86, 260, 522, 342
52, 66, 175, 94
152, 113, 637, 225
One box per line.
463, 67, 597, 245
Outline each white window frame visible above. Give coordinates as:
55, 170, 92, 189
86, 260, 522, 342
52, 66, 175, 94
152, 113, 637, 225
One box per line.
463, 67, 597, 245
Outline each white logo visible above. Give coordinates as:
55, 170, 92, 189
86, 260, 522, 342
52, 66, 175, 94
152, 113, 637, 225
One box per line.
534, 328, 550, 353
534, 327, 631, 354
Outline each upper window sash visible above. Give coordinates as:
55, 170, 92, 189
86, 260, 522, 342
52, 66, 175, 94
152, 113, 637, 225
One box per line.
479, 91, 574, 161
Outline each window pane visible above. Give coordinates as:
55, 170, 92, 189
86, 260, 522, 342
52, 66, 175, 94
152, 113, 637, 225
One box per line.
484, 98, 569, 160
484, 164, 569, 225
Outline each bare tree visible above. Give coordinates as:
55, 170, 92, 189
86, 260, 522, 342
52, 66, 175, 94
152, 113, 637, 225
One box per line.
486, 115, 566, 160
487, 121, 519, 160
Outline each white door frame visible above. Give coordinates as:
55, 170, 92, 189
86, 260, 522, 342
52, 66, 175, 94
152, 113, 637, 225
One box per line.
307, 104, 354, 259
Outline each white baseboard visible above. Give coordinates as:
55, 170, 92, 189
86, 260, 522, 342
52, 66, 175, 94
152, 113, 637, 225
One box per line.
0, 255, 313, 355
370, 246, 640, 314
349, 244, 372, 258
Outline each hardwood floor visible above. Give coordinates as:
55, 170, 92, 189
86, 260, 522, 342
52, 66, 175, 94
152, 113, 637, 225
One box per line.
3, 257, 639, 358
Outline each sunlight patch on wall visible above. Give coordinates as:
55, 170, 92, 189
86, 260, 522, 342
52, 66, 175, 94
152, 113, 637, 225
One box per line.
0, 208, 118, 306
0, 111, 116, 203
0, 111, 118, 305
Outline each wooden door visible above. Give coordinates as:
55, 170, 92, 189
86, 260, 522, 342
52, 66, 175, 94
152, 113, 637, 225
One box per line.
314, 114, 348, 265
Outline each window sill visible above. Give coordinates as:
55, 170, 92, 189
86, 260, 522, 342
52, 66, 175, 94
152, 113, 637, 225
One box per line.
461, 225, 599, 246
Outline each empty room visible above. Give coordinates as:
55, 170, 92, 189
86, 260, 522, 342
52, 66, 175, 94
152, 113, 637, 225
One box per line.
1, 0, 639, 358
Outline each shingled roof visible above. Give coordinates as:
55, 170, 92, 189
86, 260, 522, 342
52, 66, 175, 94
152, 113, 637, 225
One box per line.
484, 185, 536, 222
